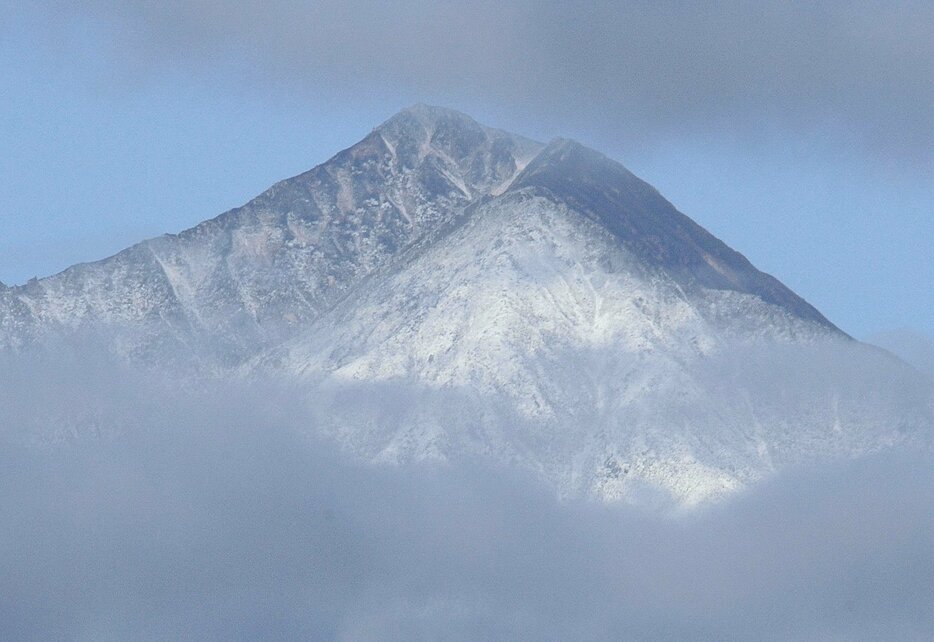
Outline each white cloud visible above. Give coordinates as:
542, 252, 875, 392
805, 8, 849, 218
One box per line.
0, 347, 931, 639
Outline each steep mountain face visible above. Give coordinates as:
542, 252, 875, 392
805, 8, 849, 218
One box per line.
256, 187, 926, 505
0, 105, 540, 367
1, 105, 929, 505
510, 140, 838, 328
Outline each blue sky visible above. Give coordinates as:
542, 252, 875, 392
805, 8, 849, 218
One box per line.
1, 2, 931, 338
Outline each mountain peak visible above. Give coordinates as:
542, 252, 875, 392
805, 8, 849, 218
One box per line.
366, 104, 543, 197
1, 105, 840, 366
383, 103, 480, 129
378, 103, 499, 137
375, 104, 488, 151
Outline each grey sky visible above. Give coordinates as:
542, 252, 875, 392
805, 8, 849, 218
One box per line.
52, 0, 934, 168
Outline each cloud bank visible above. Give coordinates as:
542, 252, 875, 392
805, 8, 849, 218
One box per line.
29, 1, 934, 168
1, 348, 932, 640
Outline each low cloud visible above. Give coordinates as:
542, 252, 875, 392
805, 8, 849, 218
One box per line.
1, 347, 932, 639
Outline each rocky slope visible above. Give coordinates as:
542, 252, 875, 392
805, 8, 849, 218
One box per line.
0, 105, 541, 368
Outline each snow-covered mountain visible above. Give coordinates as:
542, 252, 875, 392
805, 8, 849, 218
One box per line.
2, 105, 930, 505
0, 105, 541, 368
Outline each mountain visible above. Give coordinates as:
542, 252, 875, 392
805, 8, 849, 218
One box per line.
0, 105, 541, 368
1, 105, 929, 505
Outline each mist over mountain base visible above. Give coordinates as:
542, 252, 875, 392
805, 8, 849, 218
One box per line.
1, 342, 932, 639
1, 358, 931, 640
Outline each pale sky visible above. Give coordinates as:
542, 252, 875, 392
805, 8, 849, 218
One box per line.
1, 2, 931, 338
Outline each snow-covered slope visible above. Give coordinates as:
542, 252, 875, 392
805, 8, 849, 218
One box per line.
1, 105, 929, 505
0, 105, 540, 368
256, 188, 929, 505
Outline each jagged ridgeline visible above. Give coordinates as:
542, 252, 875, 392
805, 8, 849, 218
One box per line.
1, 106, 929, 505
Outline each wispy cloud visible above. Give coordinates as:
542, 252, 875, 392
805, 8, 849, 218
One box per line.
25, 1, 934, 168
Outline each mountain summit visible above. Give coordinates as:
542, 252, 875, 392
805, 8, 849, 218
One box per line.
0, 106, 832, 361
1, 106, 927, 504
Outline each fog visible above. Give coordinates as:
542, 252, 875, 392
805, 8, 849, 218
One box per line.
1, 346, 932, 640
